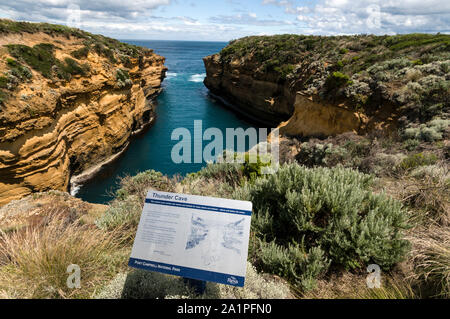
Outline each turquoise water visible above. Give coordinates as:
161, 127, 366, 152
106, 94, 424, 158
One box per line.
76, 41, 260, 204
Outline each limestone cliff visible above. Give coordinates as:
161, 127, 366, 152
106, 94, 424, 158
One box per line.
204, 34, 449, 136
278, 93, 366, 137
0, 20, 167, 206
203, 53, 294, 127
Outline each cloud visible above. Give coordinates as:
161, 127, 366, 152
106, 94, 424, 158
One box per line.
262, 0, 450, 34
0, 0, 171, 20
210, 13, 289, 26
314, 0, 447, 34
262, 0, 297, 14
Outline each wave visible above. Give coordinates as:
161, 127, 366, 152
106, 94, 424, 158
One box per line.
166, 72, 178, 78
70, 184, 81, 197
188, 73, 206, 83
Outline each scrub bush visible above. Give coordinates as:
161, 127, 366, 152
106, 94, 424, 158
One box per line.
70, 46, 90, 59
325, 71, 353, 90
115, 170, 175, 202
235, 164, 410, 290
399, 152, 438, 171
6, 43, 58, 78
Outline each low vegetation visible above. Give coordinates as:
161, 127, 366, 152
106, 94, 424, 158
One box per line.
0, 147, 447, 298
0, 19, 151, 105
218, 33, 449, 124
6, 43, 89, 81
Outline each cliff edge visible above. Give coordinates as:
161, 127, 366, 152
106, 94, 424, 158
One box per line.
204, 34, 449, 135
0, 20, 167, 206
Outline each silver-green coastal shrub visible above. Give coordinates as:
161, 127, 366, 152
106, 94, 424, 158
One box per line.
235, 164, 410, 276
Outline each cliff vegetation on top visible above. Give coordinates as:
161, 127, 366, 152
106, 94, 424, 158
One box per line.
0, 19, 151, 107
0, 19, 167, 206
217, 33, 449, 123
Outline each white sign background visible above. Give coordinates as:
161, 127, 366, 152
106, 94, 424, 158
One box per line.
129, 191, 252, 287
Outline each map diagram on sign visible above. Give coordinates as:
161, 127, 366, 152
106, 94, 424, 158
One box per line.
186, 214, 245, 266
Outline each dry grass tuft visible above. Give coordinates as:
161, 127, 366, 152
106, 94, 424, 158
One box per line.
0, 209, 126, 298
401, 165, 449, 226
409, 225, 450, 298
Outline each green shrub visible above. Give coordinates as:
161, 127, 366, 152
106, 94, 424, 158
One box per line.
402, 118, 450, 142
296, 143, 347, 167
325, 71, 353, 90
403, 139, 420, 151
94, 43, 117, 63
273, 64, 295, 80
115, 170, 175, 202
187, 162, 243, 186
116, 68, 129, 82
240, 153, 272, 180
0, 76, 7, 89
236, 164, 410, 283
0, 90, 6, 105
63, 57, 89, 76
116, 68, 132, 88
120, 270, 193, 299
70, 46, 90, 59
95, 196, 142, 233
385, 33, 450, 51
6, 43, 57, 78
399, 152, 438, 171
255, 240, 330, 291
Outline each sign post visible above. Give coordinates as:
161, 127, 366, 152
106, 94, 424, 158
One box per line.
128, 191, 253, 288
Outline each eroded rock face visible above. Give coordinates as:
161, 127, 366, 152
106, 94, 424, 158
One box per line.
0, 32, 166, 206
278, 94, 367, 137
203, 54, 294, 127
203, 54, 367, 137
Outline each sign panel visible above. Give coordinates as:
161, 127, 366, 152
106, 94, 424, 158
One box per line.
128, 191, 253, 287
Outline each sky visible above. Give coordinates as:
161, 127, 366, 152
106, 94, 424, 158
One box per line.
0, 0, 449, 41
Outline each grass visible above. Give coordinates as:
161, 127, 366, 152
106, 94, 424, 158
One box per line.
6, 43, 59, 79
0, 209, 126, 298
0, 19, 145, 59
410, 226, 450, 298
5, 43, 91, 80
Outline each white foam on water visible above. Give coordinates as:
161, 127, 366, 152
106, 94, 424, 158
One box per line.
166, 72, 178, 78
188, 73, 206, 83
70, 184, 81, 197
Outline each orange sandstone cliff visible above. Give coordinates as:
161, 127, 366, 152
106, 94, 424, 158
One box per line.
0, 20, 167, 206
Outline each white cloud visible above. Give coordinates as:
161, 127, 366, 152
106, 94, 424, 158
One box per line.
262, 0, 450, 34
210, 13, 289, 26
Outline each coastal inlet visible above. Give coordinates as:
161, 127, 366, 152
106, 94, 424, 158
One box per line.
75, 41, 262, 204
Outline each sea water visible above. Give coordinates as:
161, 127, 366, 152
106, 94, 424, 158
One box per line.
76, 40, 260, 204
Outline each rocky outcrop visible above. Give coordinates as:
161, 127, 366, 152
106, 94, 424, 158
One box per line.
203, 53, 367, 134
204, 35, 450, 138
0, 26, 166, 206
278, 93, 366, 137
203, 54, 294, 127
